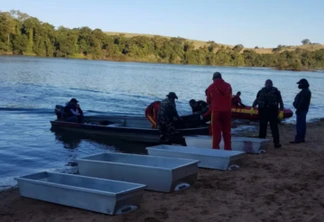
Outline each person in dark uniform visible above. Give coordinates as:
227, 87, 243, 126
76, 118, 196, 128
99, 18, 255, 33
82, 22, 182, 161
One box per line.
157, 92, 181, 143
290, 78, 311, 143
189, 99, 209, 114
250, 79, 284, 148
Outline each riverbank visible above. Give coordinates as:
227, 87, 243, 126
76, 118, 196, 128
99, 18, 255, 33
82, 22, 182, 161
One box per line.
1, 120, 324, 221
1, 54, 322, 72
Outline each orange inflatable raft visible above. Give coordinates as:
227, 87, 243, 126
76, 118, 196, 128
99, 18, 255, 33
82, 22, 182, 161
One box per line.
231, 106, 293, 121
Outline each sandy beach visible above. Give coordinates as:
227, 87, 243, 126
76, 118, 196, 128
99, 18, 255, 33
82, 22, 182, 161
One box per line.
1, 120, 324, 222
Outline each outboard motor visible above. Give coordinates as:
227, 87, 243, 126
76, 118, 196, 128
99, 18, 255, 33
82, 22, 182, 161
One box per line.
55, 105, 65, 120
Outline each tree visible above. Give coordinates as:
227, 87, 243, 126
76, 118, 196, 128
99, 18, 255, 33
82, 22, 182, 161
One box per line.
207, 41, 219, 53
10, 10, 29, 22
22, 17, 40, 54
232, 44, 244, 53
1, 9, 324, 71
183, 41, 194, 52
0, 12, 17, 51
301, 39, 310, 45
12, 34, 27, 54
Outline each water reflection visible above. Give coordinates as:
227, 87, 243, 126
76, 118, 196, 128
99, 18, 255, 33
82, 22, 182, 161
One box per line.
51, 129, 154, 155
53, 130, 82, 149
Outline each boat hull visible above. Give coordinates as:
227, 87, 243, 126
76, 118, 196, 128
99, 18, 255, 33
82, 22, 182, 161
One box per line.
77, 152, 199, 193
146, 144, 245, 171
15, 171, 146, 215
50, 116, 209, 144
184, 135, 270, 154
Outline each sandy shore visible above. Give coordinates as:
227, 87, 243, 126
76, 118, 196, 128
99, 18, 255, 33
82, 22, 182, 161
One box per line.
1, 120, 324, 222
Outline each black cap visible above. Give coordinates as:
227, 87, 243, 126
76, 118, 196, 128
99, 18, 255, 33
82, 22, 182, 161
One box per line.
297, 78, 308, 84
166, 92, 178, 99
70, 98, 79, 103
265, 79, 273, 87
212, 72, 222, 80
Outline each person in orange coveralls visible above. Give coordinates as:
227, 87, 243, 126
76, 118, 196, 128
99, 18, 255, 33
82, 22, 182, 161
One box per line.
145, 101, 161, 129
205, 72, 233, 150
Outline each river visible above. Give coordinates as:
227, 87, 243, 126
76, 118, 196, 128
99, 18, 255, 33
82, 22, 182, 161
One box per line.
0, 55, 323, 190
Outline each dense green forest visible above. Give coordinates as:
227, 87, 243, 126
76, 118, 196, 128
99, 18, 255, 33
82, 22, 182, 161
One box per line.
1, 10, 324, 71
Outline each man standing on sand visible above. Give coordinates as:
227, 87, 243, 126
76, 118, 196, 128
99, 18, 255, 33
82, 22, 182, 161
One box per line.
250, 79, 284, 148
205, 72, 233, 150
290, 78, 311, 144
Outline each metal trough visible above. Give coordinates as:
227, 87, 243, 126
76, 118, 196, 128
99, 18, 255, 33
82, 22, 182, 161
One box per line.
184, 135, 269, 154
14, 171, 146, 215
146, 145, 245, 170
77, 152, 199, 193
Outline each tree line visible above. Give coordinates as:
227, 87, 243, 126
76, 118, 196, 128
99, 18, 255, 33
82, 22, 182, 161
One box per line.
1, 10, 324, 71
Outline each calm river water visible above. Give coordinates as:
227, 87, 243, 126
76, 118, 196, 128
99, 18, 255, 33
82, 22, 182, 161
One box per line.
0, 56, 323, 190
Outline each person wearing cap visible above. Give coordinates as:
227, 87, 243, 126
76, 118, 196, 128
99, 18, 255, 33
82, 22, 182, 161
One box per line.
157, 92, 181, 143
63, 98, 84, 123
290, 78, 311, 143
232, 91, 246, 108
205, 72, 233, 150
145, 100, 161, 129
250, 79, 284, 148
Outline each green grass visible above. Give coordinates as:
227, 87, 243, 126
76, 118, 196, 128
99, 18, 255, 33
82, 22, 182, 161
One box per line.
68, 54, 87, 59
105, 31, 232, 49
23, 52, 37, 56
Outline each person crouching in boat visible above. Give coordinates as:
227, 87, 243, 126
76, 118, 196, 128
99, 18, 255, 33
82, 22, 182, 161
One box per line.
145, 101, 161, 129
250, 79, 284, 148
157, 92, 181, 143
205, 72, 233, 150
189, 99, 209, 115
63, 98, 84, 123
189, 98, 211, 128
232, 91, 246, 108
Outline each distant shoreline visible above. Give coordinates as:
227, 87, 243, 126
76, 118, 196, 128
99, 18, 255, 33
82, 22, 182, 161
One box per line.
0, 54, 320, 72
1, 10, 324, 72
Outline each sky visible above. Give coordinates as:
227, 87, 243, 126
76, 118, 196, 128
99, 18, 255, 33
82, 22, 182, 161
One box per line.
1, 0, 323, 48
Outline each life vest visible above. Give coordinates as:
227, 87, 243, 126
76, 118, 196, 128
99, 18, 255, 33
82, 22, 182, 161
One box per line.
257, 87, 280, 108
145, 101, 160, 118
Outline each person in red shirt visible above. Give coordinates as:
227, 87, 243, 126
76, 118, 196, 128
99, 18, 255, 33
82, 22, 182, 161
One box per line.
232, 91, 246, 107
145, 101, 161, 129
205, 72, 233, 150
